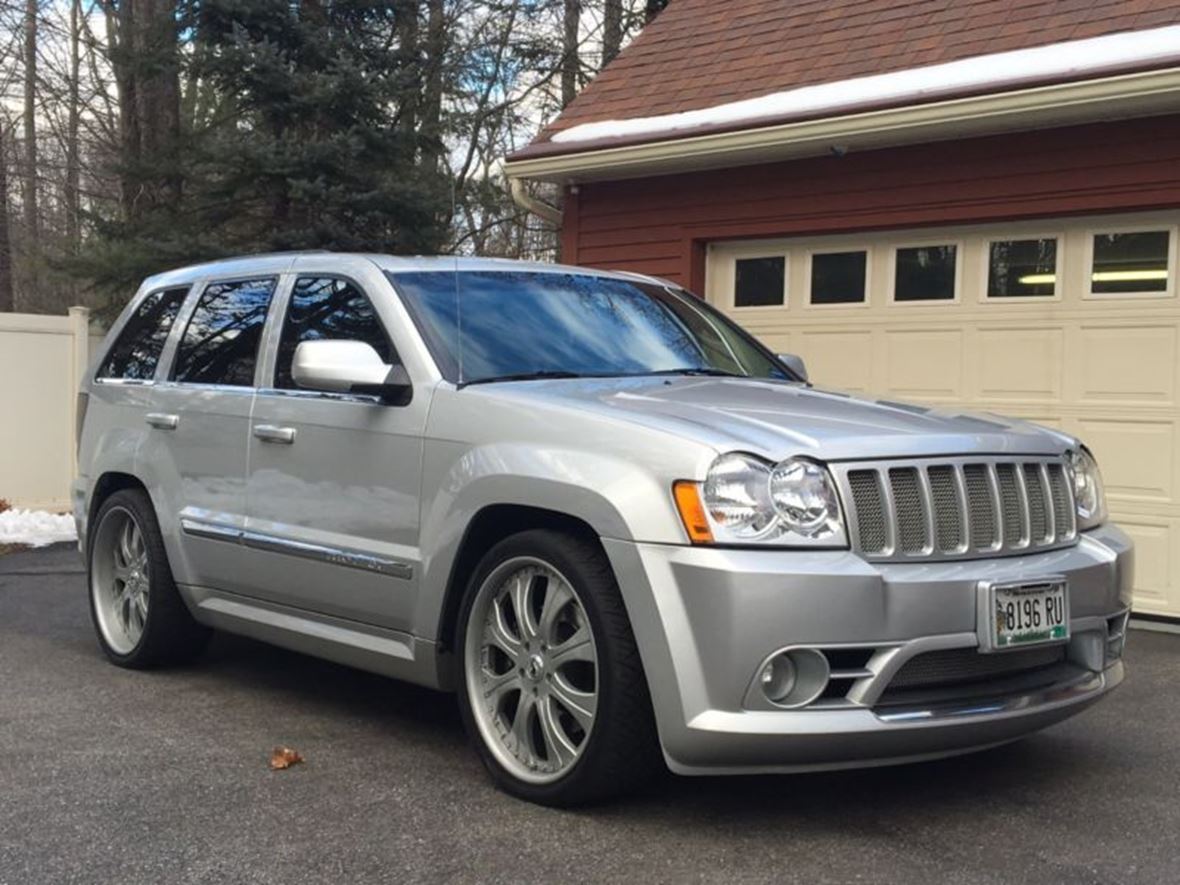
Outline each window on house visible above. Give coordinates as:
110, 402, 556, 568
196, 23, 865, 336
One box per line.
810, 250, 867, 305
274, 277, 396, 390
894, 245, 957, 301
987, 238, 1058, 298
1091, 231, 1171, 294
97, 288, 190, 381
734, 256, 785, 307
171, 278, 276, 386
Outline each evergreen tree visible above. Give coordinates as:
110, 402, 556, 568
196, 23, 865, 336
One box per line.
78, 0, 450, 307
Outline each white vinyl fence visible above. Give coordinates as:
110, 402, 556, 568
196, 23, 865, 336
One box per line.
0, 308, 101, 511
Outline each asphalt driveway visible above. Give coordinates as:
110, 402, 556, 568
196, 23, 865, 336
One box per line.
1, 545, 1177, 885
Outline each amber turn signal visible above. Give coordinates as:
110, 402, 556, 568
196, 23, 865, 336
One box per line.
673, 481, 714, 544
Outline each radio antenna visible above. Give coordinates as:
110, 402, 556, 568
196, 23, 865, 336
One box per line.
452, 177, 463, 384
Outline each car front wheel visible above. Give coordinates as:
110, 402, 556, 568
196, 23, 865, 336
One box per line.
456, 529, 661, 805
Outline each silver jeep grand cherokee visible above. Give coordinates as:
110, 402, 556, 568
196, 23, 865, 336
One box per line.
75, 253, 1131, 805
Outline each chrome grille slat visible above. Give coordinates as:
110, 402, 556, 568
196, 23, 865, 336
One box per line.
836, 456, 1077, 563
927, 465, 962, 553
962, 464, 997, 550
889, 468, 927, 554
1023, 463, 1049, 544
1047, 464, 1075, 539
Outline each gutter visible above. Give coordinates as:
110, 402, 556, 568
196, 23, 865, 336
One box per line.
504, 66, 1180, 184
509, 177, 562, 225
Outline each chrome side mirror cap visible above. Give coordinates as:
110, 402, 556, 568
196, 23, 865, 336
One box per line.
292, 340, 412, 404
777, 353, 808, 382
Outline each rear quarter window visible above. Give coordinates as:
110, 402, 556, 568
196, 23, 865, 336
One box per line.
97, 287, 190, 381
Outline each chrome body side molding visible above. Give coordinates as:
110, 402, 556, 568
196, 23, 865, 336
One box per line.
180, 517, 413, 580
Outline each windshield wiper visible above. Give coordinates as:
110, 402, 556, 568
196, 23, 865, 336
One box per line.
644, 368, 745, 378
461, 370, 588, 386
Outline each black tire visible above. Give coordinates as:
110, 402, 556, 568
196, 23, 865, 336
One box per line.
87, 488, 211, 668
456, 528, 663, 806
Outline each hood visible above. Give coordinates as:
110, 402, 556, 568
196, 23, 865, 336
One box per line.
485, 376, 1072, 462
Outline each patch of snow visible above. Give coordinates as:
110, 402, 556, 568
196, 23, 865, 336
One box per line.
0, 509, 78, 548
551, 24, 1180, 145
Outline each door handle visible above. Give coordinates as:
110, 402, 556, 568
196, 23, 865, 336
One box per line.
253, 424, 296, 444
145, 412, 179, 430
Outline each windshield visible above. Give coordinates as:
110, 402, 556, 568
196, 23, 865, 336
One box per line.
388, 270, 793, 385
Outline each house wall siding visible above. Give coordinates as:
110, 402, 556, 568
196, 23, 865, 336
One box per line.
562, 114, 1180, 290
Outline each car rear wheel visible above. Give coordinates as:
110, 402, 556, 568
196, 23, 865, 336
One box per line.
457, 529, 662, 805
88, 489, 210, 668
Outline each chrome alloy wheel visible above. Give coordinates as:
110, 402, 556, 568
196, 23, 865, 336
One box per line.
91, 506, 150, 655
464, 557, 599, 784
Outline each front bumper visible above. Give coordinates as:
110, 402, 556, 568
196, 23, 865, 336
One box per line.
603, 523, 1132, 775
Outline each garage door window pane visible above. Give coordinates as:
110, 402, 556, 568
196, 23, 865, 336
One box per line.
1091, 231, 1171, 294
894, 245, 957, 301
734, 256, 785, 307
810, 251, 867, 304
988, 238, 1058, 297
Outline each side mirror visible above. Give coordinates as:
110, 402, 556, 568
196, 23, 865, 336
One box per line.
292, 340, 412, 404
777, 353, 809, 382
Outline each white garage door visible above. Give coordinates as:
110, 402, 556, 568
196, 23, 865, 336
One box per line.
705, 210, 1180, 619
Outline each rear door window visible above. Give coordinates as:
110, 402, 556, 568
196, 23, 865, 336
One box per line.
171, 278, 277, 386
273, 276, 395, 390
97, 287, 190, 381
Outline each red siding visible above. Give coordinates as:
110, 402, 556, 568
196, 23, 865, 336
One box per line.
562, 115, 1180, 293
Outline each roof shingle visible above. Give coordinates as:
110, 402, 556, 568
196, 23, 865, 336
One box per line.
534, 0, 1180, 145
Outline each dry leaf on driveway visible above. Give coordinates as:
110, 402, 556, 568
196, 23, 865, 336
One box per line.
269, 747, 304, 770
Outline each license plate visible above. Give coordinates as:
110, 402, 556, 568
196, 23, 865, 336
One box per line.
979, 579, 1069, 652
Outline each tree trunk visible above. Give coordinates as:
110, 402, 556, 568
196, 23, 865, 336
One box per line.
22, 0, 39, 309
394, 0, 420, 139
602, 0, 622, 66
561, 0, 581, 107
65, 0, 82, 251
0, 126, 14, 312
106, 0, 183, 223
136, 0, 182, 206
421, 0, 445, 171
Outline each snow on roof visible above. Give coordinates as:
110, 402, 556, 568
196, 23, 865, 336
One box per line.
550, 24, 1180, 146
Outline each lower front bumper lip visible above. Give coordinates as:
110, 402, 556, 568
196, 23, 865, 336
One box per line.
874, 667, 1105, 723
667, 661, 1123, 776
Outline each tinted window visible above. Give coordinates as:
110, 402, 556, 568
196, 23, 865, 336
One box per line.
894, 245, 957, 301
988, 238, 1057, 297
810, 251, 867, 305
274, 277, 395, 389
1091, 231, 1170, 294
171, 278, 276, 386
734, 256, 785, 307
98, 288, 189, 380
391, 271, 790, 385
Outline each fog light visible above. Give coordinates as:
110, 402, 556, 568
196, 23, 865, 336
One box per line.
760, 655, 797, 702
756, 647, 831, 708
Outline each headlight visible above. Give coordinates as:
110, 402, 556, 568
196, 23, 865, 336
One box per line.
683, 453, 847, 546
1066, 448, 1107, 530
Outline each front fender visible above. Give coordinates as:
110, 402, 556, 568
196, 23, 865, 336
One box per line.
412, 440, 687, 641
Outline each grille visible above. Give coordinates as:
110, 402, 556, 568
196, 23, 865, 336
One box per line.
884, 645, 1068, 692
847, 471, 887, 553
839, 457, 1076, 561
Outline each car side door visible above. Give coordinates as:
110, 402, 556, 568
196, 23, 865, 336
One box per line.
138, 274, 280, 592
238, 263, 432, 630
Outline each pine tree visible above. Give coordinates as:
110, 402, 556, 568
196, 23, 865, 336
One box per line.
77, 0, 450, 307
